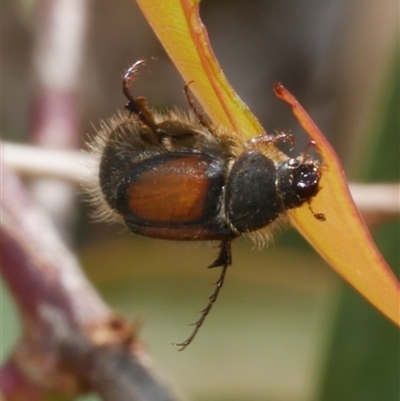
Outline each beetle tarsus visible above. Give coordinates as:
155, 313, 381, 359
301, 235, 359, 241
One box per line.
173, 240, 232, 351
184, 81, 215, 134
250, 132, 295, 152
123, 60, 159, 131
302, 139, 318, 163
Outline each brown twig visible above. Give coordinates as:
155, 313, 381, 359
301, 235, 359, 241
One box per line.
29, 0, 89, 239
0, 165, 182, 401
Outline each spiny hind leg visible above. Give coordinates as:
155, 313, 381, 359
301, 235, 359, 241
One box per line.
174, 238, 232, 351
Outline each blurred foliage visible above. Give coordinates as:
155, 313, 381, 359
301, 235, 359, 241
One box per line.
318, 48, 399, 401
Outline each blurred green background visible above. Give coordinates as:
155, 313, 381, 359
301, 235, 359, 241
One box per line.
1, 1, 399, 400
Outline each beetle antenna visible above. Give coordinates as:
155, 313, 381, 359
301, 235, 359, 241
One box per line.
307, 201, 326, 221
123, 59, 158, 130
174, 239, 232, 351
300, 139, 326, 221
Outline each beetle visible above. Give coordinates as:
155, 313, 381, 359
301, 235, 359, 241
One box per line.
92, 60, 325, 350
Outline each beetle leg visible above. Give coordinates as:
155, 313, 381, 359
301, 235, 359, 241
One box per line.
183, 81, 215, 134
173, 239, 232, 351
208, 238, 232, 268
301, 139, 318, 163
123, 60, 159, 132
250, 132, 295, 150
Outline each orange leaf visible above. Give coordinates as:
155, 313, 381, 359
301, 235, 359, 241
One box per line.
274, 83, 400, 326
135, 0, 400, 326
135, 0, 263, 138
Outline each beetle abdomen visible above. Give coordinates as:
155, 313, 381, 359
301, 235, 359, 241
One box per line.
115, 152, 232, 240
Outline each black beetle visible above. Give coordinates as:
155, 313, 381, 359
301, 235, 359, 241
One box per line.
91, 60, 325, 350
